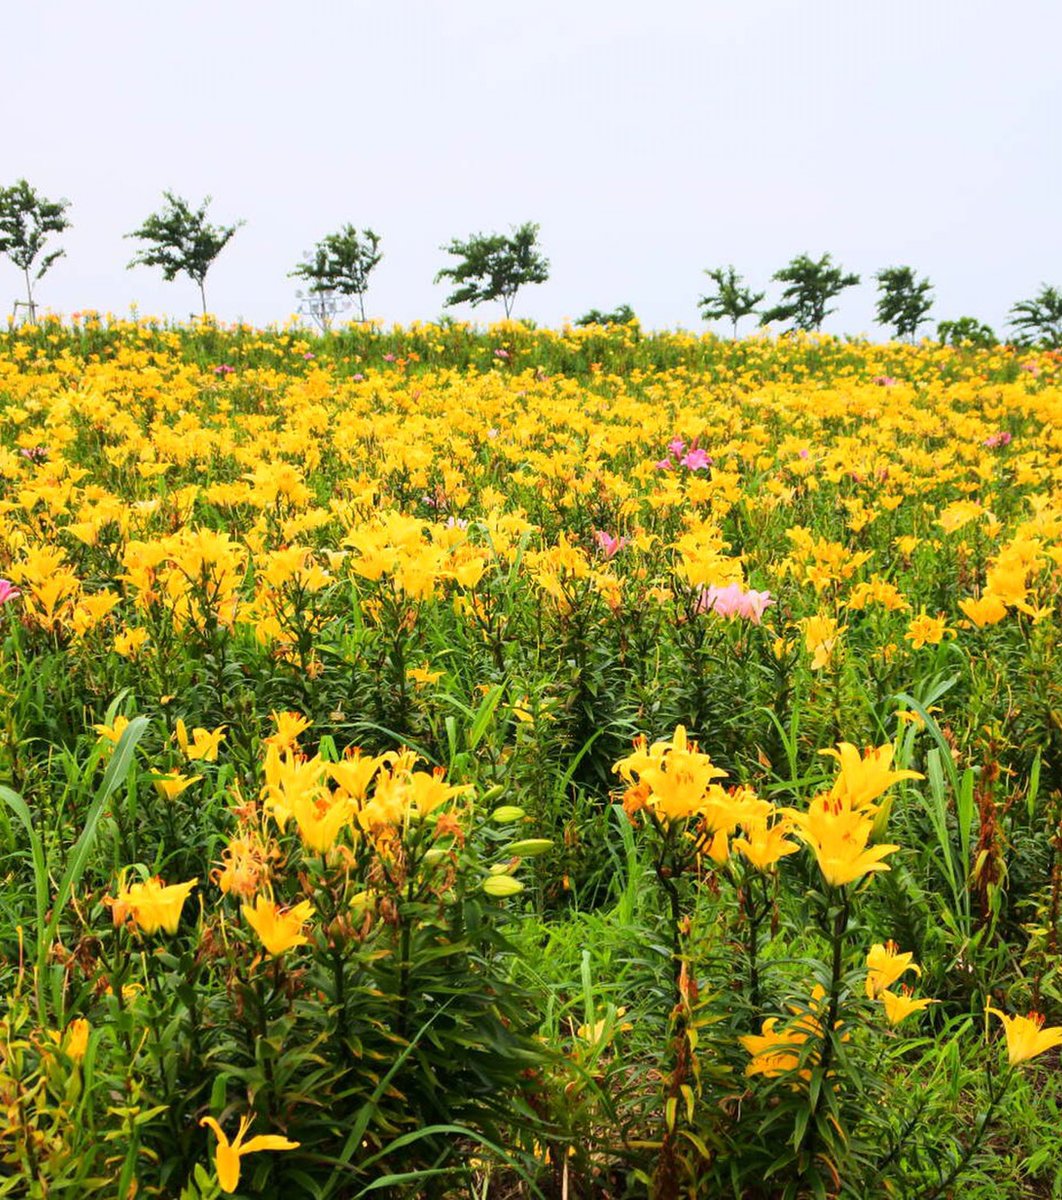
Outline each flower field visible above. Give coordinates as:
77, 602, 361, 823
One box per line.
0, 315, 1060, 1198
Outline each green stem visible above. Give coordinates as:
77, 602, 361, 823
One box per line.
819, 889, 849, 1080
923, 1063, 1013, 1200
744, 870, 770, 1021
803, 887, 849, 1166
396, 875, 415, 1039
255, 970, 277, 1118
653, 823, 684, 997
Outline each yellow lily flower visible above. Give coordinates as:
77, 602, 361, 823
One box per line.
880, 988, 937, 1026
731, 815, 800, 872
788, 795, 899, 888
288, 787, 353, 854
865, 941, 921, 999
200, 1114, 299, 1194
405, 768, 473, 818
820, 743, 922, 812
801, 613, 844, 670
904, 610, 950, 649
264, 710, 311, 752
242, 895, 314, 956
48, 1017, 90, 1062
614, 726, 729, 824
741, 1017, 811, 1079
93, 714, 130, 745
958, 593, 1007, 627
176, 718, 227, 762
154, 772, 202, 801
111, 875, 198, 935
988, 1007, 1062, 1065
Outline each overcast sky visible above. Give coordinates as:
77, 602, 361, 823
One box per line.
4, 0, 1061, 335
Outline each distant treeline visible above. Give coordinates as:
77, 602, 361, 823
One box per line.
2, 180, 1060, 346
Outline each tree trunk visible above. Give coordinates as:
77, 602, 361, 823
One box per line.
23, 269, 35, 324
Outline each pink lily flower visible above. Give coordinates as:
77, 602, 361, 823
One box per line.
594, 531, 629, 559
696, 584, 773, 625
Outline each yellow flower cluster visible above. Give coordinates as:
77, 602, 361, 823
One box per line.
788, 744, 921, 888
741, 985, 840, 1079
261, 715, 471, 854
614, 726, 798, 869
0, 323, 1056, 676
865, 941, 936, 1025
615, 728, 922, 890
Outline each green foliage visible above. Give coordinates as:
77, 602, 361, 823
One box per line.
937, 316, 998, 347
574, 303, 636, 327
762, 252, 860, 331
126, 192, 243, 315
0, 321, 1059, 1195
0, 714, 148, 1024
875, 265, 934, 340
0, 716, 551, 1195
435, 221, 549, 318
0, 179, 71, 320
609, 729, 1047, 1200
698, 265, 765, 337
290, 225, 382, 323
1009, 284, 1062, 348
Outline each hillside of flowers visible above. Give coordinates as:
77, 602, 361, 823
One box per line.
0, 314, 1060, 1198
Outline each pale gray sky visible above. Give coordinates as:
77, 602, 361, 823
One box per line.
5, 0, 1061, 335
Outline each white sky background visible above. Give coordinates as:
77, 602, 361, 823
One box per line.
4, 0, 1061, 336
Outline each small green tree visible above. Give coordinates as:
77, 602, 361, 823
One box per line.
574, 304, 636, 327
435, 222, 548, 319
761, 253, 860, 331
0, 179, 71, 322
874, 266, 933, 341
290, 225, 382, 323
698, 266, 764, 338
937, 317, 997, 348
126, 192, 243, 315
1008, 284, 1062, 348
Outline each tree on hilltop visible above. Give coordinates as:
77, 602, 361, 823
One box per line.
126, 192, 243, 315
698, 265, 764, 338
761, 253, 860, 332
1009, 284, 1062, 348
435, 222, 548, 319
937, 316, 997, 347
0, 179, 71, 322
290, 225, 382, 324
875, 266, 933, 341
575, 304, 637, 327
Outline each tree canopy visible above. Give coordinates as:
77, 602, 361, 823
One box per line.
574, 304, 636, 327
875, 266, 934, 341
290, 226, 382, 323
699, 266, 765, 337
761, 253, 860, 331
435, 222, 549, 318
0, 179, 71, 320
1009, 284, 1062, 348
937, 316, 997, 348
126, 192, 243, 314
